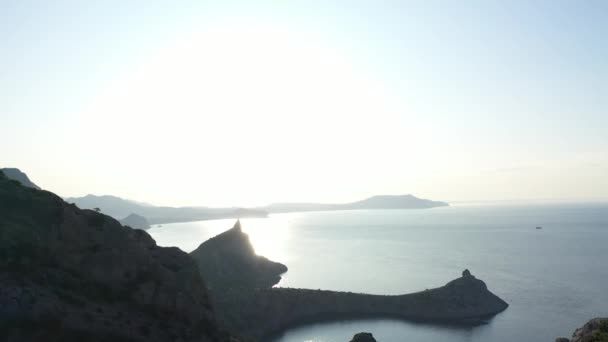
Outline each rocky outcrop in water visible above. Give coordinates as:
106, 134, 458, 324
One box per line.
556, 318, 608, 342
119, 213, 151, 230
0, 170, 232, 342
190, 220, 287, 291
350, 332, 377, 342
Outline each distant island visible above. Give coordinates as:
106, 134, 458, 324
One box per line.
119, 213, 151, 230
259, 194, 448, 213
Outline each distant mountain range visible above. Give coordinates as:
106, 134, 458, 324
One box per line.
66, 194, 448, 224
64, 194, 268, 225
259, 194, 448, 213
4, 168, 448, 225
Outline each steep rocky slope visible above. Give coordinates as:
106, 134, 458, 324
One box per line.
557, 318, 608, 342
1, 167, 41, 189
0, 170, 232, 342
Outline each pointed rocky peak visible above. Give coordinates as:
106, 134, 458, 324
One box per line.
190, 220, 287, 291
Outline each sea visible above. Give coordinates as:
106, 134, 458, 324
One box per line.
147, 203, 608, 342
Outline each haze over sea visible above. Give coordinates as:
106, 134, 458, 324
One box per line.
148, 204, 608, 342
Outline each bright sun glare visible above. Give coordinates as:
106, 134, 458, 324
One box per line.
79, 21, 413, 207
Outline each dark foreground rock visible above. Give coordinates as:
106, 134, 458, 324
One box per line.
0, 170, 233, 342
350, 332, 377, 342
190, 220, 288, 291
557, 318, 608, 342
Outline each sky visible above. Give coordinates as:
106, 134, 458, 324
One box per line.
1, 0, 607, 207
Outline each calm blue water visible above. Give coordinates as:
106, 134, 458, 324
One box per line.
147, 204, 608, 342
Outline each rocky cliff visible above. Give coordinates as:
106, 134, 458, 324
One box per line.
557, 318, 608, 342
190, 220, 287, 291
0, 170, 232, 342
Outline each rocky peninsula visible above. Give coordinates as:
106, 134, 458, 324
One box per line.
217, 270, 508, 340
190, 222, 508, 341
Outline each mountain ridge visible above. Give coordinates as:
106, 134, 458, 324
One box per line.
65, 194, 268, 225
1, 168, 41, 190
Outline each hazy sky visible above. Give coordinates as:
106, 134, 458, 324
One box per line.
1, 1, 607, 206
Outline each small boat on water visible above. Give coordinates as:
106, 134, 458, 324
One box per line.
536, 226, 542, 229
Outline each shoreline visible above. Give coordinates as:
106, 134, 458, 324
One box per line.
213, 272, 509, 341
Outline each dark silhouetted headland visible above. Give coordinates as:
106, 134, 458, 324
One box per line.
215, 269, 508, 340
190, 220, 288, 291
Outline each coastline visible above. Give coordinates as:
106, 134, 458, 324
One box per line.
213, 272, 508, 340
